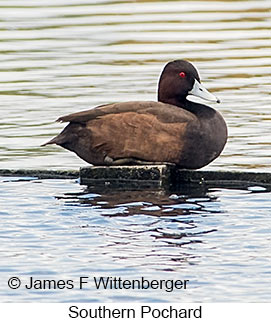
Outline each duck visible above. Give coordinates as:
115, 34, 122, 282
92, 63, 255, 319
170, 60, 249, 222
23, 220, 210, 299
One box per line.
42, 60, 227, 169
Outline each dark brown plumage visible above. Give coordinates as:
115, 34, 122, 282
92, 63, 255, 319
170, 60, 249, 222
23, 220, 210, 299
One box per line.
42, 60, 227, 169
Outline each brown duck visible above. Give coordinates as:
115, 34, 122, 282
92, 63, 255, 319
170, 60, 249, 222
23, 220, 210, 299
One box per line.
42, 60, 227, 169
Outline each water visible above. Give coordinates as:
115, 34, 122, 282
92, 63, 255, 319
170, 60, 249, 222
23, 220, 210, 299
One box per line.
0, 0, 271, 302
1, 176, 271, 302
0, 0, 270, 170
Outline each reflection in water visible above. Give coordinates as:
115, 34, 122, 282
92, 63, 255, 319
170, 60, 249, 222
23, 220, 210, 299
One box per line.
58, 187, 217, 252
61, 188, 219, 216
57, 185, 222, 268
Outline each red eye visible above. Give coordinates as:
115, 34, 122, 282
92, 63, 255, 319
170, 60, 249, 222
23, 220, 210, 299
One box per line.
179, 72, 186, 78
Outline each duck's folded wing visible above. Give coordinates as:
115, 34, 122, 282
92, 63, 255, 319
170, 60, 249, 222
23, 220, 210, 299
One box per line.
42, 101, 197, 164
86, 110, 191, 163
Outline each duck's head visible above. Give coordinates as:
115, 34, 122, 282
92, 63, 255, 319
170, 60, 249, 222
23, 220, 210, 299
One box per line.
158, 59, 220, 107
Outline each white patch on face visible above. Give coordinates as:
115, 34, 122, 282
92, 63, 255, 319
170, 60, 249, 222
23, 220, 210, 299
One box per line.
188, 79, 220, 103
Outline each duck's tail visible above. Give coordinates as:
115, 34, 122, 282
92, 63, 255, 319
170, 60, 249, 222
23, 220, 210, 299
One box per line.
41, 134, 64, 147
41, 123, 79, 147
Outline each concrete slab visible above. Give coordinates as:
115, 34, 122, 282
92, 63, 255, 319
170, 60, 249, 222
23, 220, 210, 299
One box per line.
1, 166, 270, 191
80, 165, 177, 190
0, 169, 79, 179
80, 166, 271, 190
